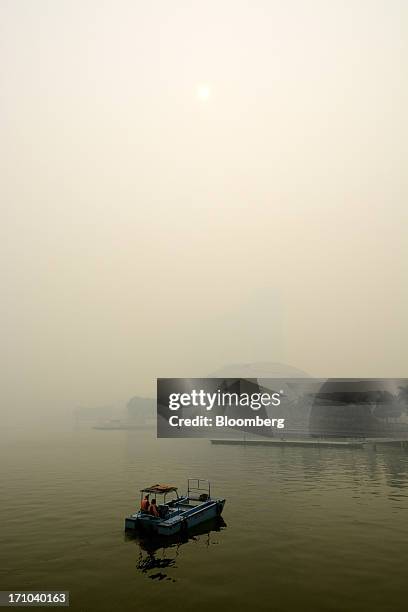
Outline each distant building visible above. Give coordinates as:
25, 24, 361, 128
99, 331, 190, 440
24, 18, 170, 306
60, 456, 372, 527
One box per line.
127, 396, 156, 426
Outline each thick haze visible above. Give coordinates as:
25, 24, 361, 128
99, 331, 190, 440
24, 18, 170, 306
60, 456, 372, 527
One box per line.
1, 0, 407, 421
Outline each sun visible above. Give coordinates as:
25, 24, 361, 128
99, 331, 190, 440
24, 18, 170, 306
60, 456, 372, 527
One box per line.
196, 84, 211, 101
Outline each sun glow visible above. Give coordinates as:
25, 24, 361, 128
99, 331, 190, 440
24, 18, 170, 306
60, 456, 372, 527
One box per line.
196, 84, 211, 101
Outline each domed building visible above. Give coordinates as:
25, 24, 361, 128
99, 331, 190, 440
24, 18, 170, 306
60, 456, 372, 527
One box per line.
309, 379, 407, 438
210, 367, 408, 439
209, 362, 313, 437
209, 361, 310, 380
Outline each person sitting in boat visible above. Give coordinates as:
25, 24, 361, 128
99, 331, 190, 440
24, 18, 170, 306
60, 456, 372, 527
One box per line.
140, 495, 150, 513
149, 499, 159, 517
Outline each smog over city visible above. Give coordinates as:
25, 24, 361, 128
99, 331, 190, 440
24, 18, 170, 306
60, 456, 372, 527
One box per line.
1, 2, 407, 612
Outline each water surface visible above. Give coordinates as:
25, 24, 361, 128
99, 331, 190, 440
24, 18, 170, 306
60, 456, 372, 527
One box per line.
1, 427, 407, 611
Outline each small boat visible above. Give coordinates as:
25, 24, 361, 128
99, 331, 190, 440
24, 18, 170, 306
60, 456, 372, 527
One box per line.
125, 479, 225, 536
93, 418, 124, 430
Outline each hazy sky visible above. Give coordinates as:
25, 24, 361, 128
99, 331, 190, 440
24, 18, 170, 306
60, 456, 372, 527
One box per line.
1, 0, 407, 418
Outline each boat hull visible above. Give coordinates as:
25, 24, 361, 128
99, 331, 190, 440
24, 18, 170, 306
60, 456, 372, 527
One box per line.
125, 499, 225, 536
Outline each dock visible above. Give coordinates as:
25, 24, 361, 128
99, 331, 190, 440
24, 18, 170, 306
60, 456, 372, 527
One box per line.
210, 437, 408, 450
210, 438, 365, 449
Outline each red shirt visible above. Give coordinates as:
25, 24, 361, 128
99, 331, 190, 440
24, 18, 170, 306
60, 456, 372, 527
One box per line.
149, 504, 159, 517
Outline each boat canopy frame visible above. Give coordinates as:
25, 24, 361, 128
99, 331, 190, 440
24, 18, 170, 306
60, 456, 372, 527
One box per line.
139, 479, 212, 505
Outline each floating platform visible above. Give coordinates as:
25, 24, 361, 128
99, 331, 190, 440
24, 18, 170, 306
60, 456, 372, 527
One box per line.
210, 438, 408, 449
210, 438, 365, 448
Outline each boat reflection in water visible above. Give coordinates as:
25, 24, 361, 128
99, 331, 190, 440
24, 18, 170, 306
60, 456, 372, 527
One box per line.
126, 516, 227, 582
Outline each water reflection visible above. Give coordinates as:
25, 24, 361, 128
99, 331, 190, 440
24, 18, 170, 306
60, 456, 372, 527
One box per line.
292, 445, 408, 496
126, 517, 227, 582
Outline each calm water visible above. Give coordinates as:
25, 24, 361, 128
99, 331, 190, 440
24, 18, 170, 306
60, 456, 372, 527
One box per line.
1, 427, 408, 612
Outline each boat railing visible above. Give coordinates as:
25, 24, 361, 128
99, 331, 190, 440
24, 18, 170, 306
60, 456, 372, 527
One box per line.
187, 478, 211, 500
